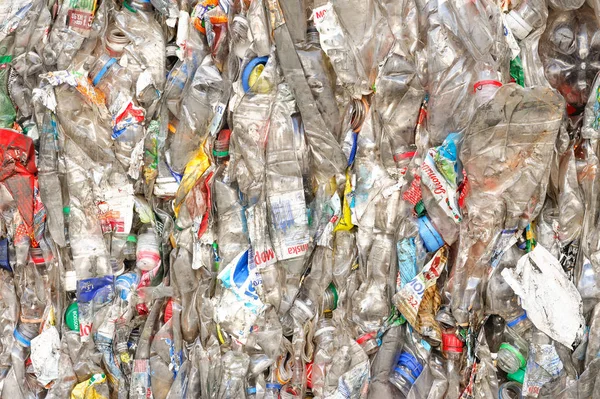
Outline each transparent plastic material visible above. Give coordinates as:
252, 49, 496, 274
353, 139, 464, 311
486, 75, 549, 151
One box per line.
540, 5, 600, 112
4, 0, 600, 397
451, 84, 563, 325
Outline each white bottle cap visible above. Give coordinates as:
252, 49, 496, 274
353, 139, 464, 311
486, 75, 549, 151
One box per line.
65, 270, 77, 292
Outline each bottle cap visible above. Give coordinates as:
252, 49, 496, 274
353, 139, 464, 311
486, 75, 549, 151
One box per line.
499, 342, 526, 368
127, 234, 137, 243
65, 270, 77, 292
393, 352, 424, 383
242, 56, 269, 92
507, 366, 526, 384
164, 299, 173, 323
418, 216, 444, 252
65, 302, 80, 331
414, 200, 426, 217
247, 387, 257, 395
442, 332, 464, 353
506, 311, 528, 328
91, 57, 118, 86
63, 206, 70, 215
13, 328, 32, 347
356, 331, 377, 345
325, 283, 338, 311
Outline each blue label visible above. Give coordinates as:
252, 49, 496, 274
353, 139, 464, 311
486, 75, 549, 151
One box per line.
0, 239, 10, 271
77, 276, 115, 303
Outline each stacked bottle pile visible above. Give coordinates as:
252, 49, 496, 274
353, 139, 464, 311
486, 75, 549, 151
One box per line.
2, 0, 600, 397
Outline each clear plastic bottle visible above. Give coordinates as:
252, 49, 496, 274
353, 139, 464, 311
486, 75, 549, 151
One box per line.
123, 234, 137, 262
114, 0, 166, 92
352, 234, 394, 352
105, 25, 130, 58
389, 351, 424, 397
218, 350, 250, 399
505, 311, 533, 337
473, 67, 502, 106
89, 54, 134, 110
281, 356, 305, 399
321, 284, 338, 313
497, 326, 529, 374
288, 291, 317, 327
311, 315, 336, 397
486, 263, 522, 321
539, 5, 600, 112
13, 321, 39, 353
499, 381, 523, 399
442, 331, 464, 399
136, 227, 161, 271
264, 366, 282, 399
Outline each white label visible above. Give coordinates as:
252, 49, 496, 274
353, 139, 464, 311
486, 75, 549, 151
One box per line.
502, 14, 521, 60
421, 148, 462, 223
312, 3, 330, 25
268, 190, 309, 260
176, 11, 190, 60
209, 101, 227, 136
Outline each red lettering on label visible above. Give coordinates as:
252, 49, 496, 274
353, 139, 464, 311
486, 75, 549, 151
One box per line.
314, 9, 327, 20
254, 248, 275, 265
287, 243, 308, 255
80, 323, 92, 337
422, 162, 446, 195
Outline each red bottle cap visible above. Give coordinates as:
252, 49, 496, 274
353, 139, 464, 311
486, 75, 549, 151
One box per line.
356, 331, 376, 345
164, 299, 173, 323
442, 332, 464, 353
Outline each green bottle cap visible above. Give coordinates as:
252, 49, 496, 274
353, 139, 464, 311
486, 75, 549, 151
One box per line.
63, 206, 70, 215
507, 366, 526, 384
499, 342, 526, 368
415, 200, 426, 217
65, 302, 79, 331
127, 234, 137, 243
328, 283, 338, 311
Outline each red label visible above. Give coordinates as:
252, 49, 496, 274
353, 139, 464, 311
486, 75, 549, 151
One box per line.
68, 9, 94, 31
402, 175, 422, 206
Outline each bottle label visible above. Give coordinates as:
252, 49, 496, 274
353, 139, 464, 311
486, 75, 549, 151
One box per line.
77, 276, 115, 342
217, 248, 265, 314
66, 0, 97, 36
396, 237, 418, 292
268, 190, 309, 260
502, 14, 521, 60
393, 246, 448, 328
130, 359, 152, 399
420, 144, 462, 223
246, 203, 277, 269
0, 238, 9, 271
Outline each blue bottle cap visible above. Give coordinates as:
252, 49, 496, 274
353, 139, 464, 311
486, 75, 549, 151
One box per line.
14, 328, 31, 347
418, 216, 444, 252
242, 56, 269, 92
507, 311, 528, 328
